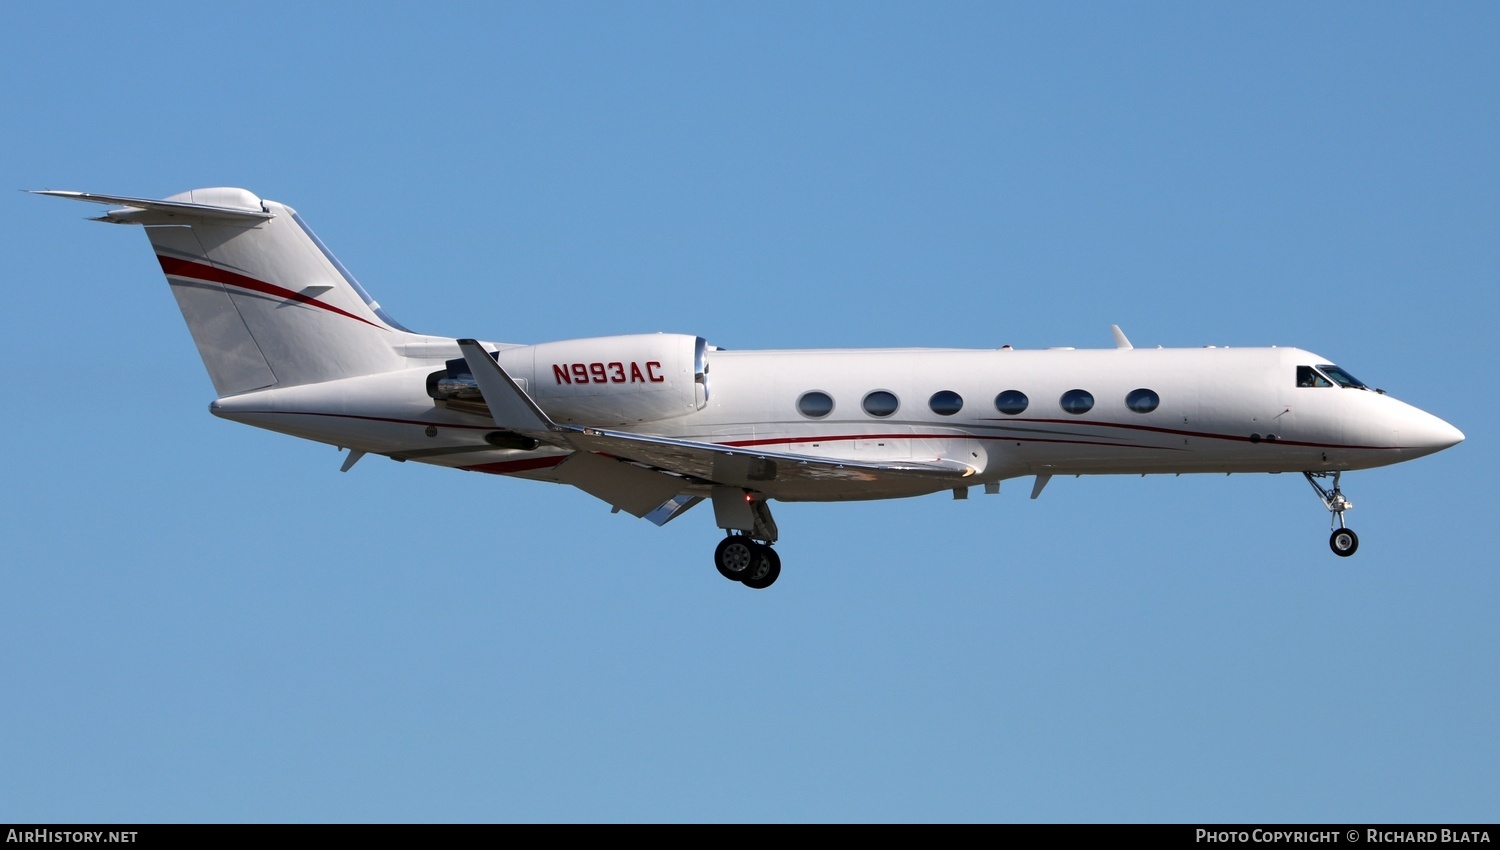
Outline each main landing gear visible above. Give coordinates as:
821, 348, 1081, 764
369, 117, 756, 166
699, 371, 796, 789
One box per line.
714, 535, 781, 589
1304, 471, 1358, 557
711, 488, 782, 589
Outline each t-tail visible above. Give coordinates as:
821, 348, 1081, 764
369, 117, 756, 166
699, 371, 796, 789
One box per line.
32, 188, 413, 395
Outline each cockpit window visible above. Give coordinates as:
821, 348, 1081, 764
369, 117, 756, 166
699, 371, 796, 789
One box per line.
1297, 366, 1333, 388
1318, 364, 1367, 389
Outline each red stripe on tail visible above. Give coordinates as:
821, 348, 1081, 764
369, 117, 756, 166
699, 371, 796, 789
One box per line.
157, 255, 385, 330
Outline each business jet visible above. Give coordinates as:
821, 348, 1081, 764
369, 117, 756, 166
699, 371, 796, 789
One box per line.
34, 187, 1464, 589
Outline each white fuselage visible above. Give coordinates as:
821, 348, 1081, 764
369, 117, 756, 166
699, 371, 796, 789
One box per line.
38, 186, 1465, 573
210, 339, 1463, 502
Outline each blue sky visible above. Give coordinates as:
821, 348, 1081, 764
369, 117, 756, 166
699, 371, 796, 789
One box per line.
2, 3, 1495, 822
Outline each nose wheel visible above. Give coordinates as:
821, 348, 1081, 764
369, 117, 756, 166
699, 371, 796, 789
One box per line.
1329, 527, 1359, 557
1305, 471, 1359, 557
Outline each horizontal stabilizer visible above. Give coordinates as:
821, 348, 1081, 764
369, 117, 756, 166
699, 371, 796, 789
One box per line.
28, 189, 274, 223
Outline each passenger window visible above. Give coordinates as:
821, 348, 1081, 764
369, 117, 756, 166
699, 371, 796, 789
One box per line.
929, 390, 963, 416
1125, 388, 1160, 413
994, 390, 1029, 415
1060, 389, 1094, 415
1297, 366, 1332, 388
797, 391, 834, 419
862, 390, 899, 418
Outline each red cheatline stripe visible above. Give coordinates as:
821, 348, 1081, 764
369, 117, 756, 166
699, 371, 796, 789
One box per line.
723, 432, 1171, 451
157, 255, 386, 330
246, 412, 1389, 455
981, 417, 1400, 451
722, 428, 1397, 452
271, 410, 497, 430
723, 433, 974, 447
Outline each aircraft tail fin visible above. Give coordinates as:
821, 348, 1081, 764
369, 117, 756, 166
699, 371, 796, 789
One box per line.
35, 188, 412, 395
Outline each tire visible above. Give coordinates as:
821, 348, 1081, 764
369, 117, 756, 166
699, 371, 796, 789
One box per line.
1329, 528, 1359, 557
741, 545, 781, 590
715, 536, 757, 580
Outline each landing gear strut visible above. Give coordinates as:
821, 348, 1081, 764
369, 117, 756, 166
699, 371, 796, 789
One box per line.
1304, 471, 1358, 557
711, 488, 782, 589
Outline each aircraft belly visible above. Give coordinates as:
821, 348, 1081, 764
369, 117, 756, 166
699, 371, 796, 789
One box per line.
769, 478, 953, 502
217, 407, 570, 471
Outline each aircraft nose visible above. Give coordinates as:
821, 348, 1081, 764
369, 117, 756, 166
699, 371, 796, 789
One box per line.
1432, 418, 1464, 450
1405, 409, 1464, 454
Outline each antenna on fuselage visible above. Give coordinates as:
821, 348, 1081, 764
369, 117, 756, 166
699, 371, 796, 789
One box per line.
1111, 325, 1133, 350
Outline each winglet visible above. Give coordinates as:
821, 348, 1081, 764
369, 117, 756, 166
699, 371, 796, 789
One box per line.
456, 339, 561, 436
1111, 325, 1133, 350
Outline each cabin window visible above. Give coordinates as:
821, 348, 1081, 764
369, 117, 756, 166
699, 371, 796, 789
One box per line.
994, 390, 1029, 415
1297, 366, 1333, 388
862, 390, 899, 418
797, 391, 834, 419
1125, 388, 1160, 413
1059, 389, 1094, 415
929, 390, 963, 416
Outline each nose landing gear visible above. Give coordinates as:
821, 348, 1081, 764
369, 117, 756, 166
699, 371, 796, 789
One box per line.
1304, 471, 1358, 557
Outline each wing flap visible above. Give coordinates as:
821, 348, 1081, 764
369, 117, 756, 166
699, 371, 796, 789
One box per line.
565, 427, 977, 490
552, 451, 693, 518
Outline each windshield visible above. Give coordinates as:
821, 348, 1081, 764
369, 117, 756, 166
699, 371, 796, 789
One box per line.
1318, 364, 1367, 389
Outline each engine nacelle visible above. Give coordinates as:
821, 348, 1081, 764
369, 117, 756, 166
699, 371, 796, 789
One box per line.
429, 334, 709, 427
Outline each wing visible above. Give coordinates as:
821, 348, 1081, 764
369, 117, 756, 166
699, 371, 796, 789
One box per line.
456, 339, 977, 504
